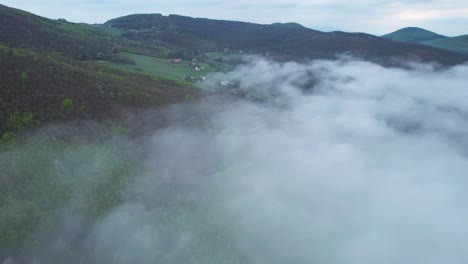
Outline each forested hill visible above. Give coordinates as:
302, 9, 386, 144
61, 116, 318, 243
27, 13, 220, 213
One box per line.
0, 5, 195, 139
0, 4, 117, 60
105, 14, 468, 64
382, 27, 468, 55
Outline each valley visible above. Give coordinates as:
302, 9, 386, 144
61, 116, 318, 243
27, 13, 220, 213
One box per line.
2, 3, 468, 263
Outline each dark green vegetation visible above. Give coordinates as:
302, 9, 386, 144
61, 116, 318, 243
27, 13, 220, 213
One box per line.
0, 127, 139, 258
383, 27, 468, 55
0, 4, 196, 139
0, 5, 116, 60
0, 45, 194, 140
0, 118, 247, 263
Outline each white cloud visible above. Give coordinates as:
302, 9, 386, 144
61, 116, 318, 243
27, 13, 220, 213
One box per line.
393, 8, 468, 20
4, 56, 468, 263
201, 58, 468, 263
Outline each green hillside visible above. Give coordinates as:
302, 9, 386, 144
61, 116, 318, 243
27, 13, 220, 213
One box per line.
0, 45, 194, 138
382, 27, 447, 43
0, 5, 197, 139
0, 5, 119, 60
423, 35, 468, 55
2, 4, 468, 139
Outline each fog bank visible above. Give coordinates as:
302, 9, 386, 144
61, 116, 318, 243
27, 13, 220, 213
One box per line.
2, 58, 468, 263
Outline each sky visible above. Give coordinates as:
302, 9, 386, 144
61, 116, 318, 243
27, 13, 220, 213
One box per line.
2, 0, 468, 36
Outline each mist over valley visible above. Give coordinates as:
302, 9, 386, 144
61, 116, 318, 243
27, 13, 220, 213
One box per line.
1, 3, 468, 264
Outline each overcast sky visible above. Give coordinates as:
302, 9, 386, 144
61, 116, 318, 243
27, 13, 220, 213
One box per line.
2, 0, 468, 36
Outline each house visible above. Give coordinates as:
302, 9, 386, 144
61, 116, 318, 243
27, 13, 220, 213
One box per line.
220, 80, 232, 86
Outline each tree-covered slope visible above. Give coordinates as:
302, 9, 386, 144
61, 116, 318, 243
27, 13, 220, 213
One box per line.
0, 4, 121, 60
0, 45, 194, 137
0, 5, 197, 138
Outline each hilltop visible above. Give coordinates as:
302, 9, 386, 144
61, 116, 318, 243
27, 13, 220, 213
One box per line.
382, 27, 447, 43
383, 27, 468, 55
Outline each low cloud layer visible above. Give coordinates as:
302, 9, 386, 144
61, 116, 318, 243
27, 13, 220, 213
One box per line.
2, 57, 468, 263
204, 58, 468, 263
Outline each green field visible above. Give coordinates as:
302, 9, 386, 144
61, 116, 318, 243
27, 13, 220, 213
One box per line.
98, 51, 244, 82
120, 52, 215, 79
202, 52, 244, 71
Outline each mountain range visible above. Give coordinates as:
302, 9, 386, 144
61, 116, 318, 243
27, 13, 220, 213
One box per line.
1, 3, 468, 139
382, 27, 468, 55
105, 13, 467, 63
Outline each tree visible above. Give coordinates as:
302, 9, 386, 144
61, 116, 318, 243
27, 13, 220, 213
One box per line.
61, 98, 73, 110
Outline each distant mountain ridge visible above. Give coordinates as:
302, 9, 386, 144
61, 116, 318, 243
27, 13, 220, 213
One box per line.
382, 27, 447, 43
383, 27, 468, 55
105, 14, 468, 65
424, 34, 468, 55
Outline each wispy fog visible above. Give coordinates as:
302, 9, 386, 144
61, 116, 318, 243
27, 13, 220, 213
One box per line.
2, 57, 468, 263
